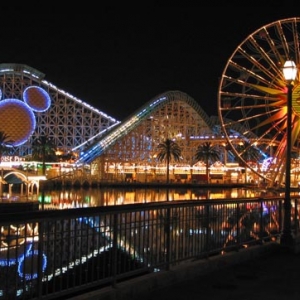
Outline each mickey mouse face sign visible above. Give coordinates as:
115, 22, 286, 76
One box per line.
0, 86, 51, 147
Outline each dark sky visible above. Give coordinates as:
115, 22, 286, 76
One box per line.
1, 6, 298, 121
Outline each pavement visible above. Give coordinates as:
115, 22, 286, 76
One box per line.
69, 241, 300, 300
139, 244, 300, 300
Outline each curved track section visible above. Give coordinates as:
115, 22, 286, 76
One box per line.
77, 90, 214, 164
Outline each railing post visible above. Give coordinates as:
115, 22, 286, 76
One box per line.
205, 204, 210, 254
259, 198, 264, 242
37, 220, 44, 298
234, 203, 239, 249
165, 207, 171, 271
279, 200, 283, 233
112, 213, 118, 288
294, 198, 299, 235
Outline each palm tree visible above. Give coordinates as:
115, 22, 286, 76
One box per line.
32, 135, 57, 175
194, 142, 220, 184
0, 131, 13, 164
156, 138, 182, 183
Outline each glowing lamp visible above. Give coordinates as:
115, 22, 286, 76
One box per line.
280, 59, 298, 247
283, 60, 297, 81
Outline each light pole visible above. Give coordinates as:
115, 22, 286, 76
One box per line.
280, 59, 298, 247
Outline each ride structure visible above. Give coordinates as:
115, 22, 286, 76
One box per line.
2, 18, 300, 188
218, 17, 300, 188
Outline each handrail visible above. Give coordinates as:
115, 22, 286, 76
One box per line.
0, 196, 298, 299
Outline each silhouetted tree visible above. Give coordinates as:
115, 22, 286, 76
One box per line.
32, 135, 57, 175
156, 138, 182, 183
0, 131, 13, 164
194, 142, 220, 183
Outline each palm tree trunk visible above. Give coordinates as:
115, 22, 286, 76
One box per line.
206, 159, 209, 184
166, 156, 170, 184
167, 154, 170, 202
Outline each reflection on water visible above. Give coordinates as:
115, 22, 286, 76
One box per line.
1, 186, 280, 299
39, 187, 266, 209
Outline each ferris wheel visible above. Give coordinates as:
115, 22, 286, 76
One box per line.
218, 17, 300, 187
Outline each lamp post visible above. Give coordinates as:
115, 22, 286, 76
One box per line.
280, 59, 298, 247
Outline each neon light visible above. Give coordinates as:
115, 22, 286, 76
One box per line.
23, 86, 51, 112
17, 243, 47, 280
0, 99, 36, 146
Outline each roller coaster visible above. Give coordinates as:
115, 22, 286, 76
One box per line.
2, 18, 300, 189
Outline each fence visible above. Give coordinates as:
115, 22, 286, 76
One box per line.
0, 196, 299, 299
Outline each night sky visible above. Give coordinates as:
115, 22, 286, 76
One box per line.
1, 6, 298, 121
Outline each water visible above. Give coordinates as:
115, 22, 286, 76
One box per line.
1, 185, 280, 299
39, 186, 267, 209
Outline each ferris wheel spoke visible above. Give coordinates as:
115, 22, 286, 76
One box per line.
218, 17, 300, 187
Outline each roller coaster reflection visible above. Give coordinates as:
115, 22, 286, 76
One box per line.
0, 196, 298, 299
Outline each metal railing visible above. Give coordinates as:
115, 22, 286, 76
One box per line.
0, 196, 299, 299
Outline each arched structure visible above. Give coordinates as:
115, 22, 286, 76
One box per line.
217, 17, 300, 187
0, 63, 119, 157
80, 91, 232, 182
0, 63, 250, 185
0, 168, 39, 199
77, 90, 214, 164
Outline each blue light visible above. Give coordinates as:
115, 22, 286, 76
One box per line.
17, 243, 47, 280
0, 243, 47, 281
0, 99, 36, 146
23, 86, 51, 112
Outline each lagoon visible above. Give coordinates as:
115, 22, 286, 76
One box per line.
39, 186, 269, 209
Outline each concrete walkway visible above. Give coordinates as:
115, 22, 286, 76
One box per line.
138, 245, 300, 300
69, 242, 300, 300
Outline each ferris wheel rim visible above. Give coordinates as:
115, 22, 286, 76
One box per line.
217, 17, 300, 187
